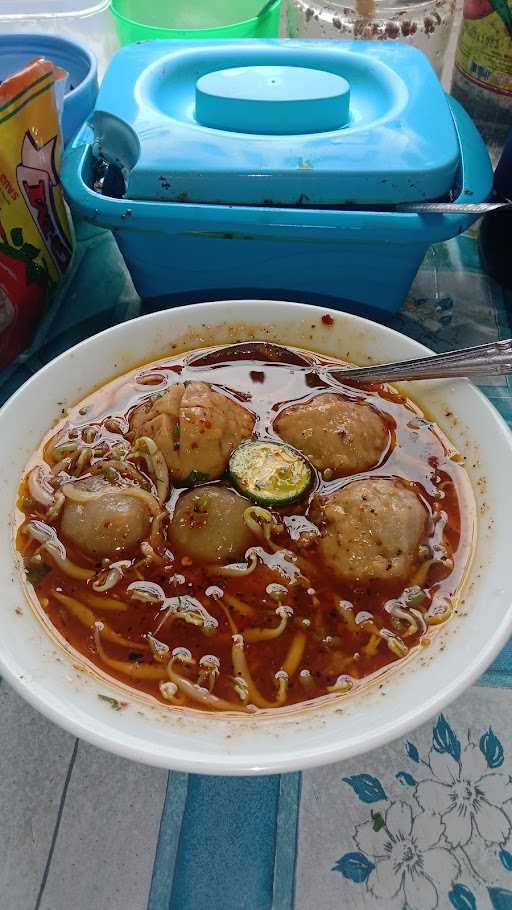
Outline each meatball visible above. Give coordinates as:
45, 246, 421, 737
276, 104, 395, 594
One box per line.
170, 485, 255, 564
312, 478, 427, 584
60, 476, 151, 559
132, 381, 254, 484
274, 393, 389, 476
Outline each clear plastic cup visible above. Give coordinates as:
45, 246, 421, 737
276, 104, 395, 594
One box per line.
111, 0, 282, 43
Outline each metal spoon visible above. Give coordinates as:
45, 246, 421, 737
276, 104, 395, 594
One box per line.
319, 338, 512, 384
395, 200, 512, 215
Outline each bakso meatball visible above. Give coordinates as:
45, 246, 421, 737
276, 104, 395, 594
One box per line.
312, 478, 427, 584
274, 393, 389, 476
60, 476, 151, 559
132, 381, 254, 484
170, 485, 255, 564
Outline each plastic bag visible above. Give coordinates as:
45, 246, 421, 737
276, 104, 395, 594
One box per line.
0, 58, 74, 369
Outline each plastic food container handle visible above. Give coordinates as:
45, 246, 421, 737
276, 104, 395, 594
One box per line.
446, 95, 493, 206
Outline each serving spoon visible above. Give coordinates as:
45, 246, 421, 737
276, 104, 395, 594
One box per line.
319, 338, 512, 384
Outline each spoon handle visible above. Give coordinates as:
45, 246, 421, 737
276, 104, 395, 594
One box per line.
324, 338, 512, 383
395, 201, 512, 215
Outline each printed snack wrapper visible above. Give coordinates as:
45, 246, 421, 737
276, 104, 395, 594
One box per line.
0, 59, 74, 369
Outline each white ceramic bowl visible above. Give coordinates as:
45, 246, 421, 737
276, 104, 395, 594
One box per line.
1, 301, 511, 775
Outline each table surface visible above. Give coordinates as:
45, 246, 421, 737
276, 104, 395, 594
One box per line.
2, 223, 512, 910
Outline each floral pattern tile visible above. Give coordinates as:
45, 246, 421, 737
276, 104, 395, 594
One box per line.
296, 687, 512, 910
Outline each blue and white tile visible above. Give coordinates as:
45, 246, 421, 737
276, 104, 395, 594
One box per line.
295, 686, 512, 910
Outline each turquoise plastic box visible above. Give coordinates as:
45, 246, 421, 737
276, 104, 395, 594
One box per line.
62, 40, 493, 312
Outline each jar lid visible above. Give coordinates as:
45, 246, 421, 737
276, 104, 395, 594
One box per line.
92, 40, 461, 206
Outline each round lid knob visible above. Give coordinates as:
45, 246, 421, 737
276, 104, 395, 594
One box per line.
195, 65, 350, 135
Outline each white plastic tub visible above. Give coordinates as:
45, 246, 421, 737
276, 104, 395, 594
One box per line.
0, 0, 118, 74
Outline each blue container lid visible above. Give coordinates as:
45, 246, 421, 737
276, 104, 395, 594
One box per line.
0, 34, 98, 146
92, 40, 461, 206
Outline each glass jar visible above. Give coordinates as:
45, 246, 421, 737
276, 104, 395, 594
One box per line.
450, 0, 512, 159
287, 0, 456, 77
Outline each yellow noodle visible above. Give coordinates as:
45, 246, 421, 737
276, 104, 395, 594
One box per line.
282, 631, 307, 677
53, 592, 147, 650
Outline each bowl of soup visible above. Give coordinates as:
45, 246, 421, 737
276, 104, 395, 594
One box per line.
1, 300, 511, 774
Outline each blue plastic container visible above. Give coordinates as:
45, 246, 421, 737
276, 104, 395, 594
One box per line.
0, 34, 98, 146
61, 40, 493, 312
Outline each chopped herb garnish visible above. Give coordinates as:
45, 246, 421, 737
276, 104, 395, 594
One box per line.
25, 563, 51, 588
183, 470, 210, 486
98, 694, 126, 711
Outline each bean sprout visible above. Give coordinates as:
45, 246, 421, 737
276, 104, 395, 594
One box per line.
128, 581, 165, 604
92, 560, 131, 592
62, 482, 161, 518
147, 634, 170, 662
231, 635, 287, 709
378, 628, 409, 657
24, 520, 94, 580
94, 624, 167, 679
157, 596, 219, 637
410, 608, 428, 635
159, 681, 182, 704
232, 674, 250, 703
27, 466, 54, 508
426, 597, 453, 625
273, 670, 289, 706
207, 550, 259, 578
197, 655, 220, 692
282, 631, 307, 677
363, 634, 381, 657
98, 459, 148, 487
150, 511, 169, 551
167, 650, 243, 711
243, 506, 274, 542
337, 600, 358, 632
244, 606, 293, 642
103, 416, 130, 434
50, 440, 79, 460
266, 583, 288, 603
403, 586, 429, 609
299, 669, 315, 691
81, 426, 97, 445
384, 600, 419, 636
46, 491, 65, 521
130, 436, 169, 503
75, 447, 93, 475
326, 675, 354, 694
207, 588, 238, 634
140, 541, 166, 564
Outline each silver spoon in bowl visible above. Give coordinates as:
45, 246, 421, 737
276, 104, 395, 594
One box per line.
319, 338, 512, 384
186, 339, 512, 383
